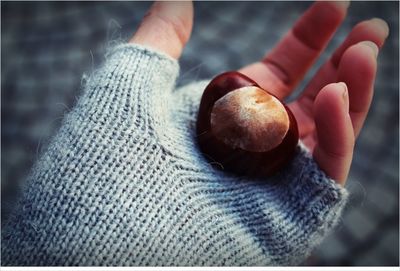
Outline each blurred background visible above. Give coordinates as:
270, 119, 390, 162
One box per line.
1, 1, 398, 266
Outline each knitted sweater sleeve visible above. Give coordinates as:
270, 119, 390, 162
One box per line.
1, 44, 348, 266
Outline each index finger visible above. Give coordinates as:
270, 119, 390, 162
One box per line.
239, 1, 349, 99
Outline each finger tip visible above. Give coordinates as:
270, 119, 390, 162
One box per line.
329, 0, 350, 10
370, 17, 390, 38
341, 41, 379, 71
337, 82, 349, 110
357, 18, 390, 46
314, 82, 349, 118
337, 81, 348, 90
313, 1, 349, 22
358, 40, 379, 57
319, 82, 347, 97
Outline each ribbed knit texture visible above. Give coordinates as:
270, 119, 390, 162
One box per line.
1, 44, 348, 266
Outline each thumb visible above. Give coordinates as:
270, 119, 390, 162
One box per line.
313, 82, 355, 185
130, 1, 193, 59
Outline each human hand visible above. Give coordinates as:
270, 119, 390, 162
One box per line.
1, 1, 389, 266
131, 1, 389, 185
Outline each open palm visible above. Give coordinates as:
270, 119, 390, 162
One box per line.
131, 1, 389, 184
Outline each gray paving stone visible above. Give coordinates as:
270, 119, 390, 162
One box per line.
343, 208, 380, 242
314, 233, 349, 261
367, 183, 399, 216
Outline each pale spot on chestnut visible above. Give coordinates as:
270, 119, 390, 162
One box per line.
210, 86, 289, 152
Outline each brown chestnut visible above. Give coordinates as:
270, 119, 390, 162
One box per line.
196, 71, 299, 177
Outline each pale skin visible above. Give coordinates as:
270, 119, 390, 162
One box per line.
130, 1, 389, 185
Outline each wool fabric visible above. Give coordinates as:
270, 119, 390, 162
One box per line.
1, 44, 348, 266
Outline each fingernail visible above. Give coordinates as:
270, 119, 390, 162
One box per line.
331, 0, 350, 9
370, 17, 390, 38
360, 40, 379, 58
338, 82, 349, 111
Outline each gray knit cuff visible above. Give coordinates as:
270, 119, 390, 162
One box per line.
285, 143, 348, 225
273, 143, 348, 264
